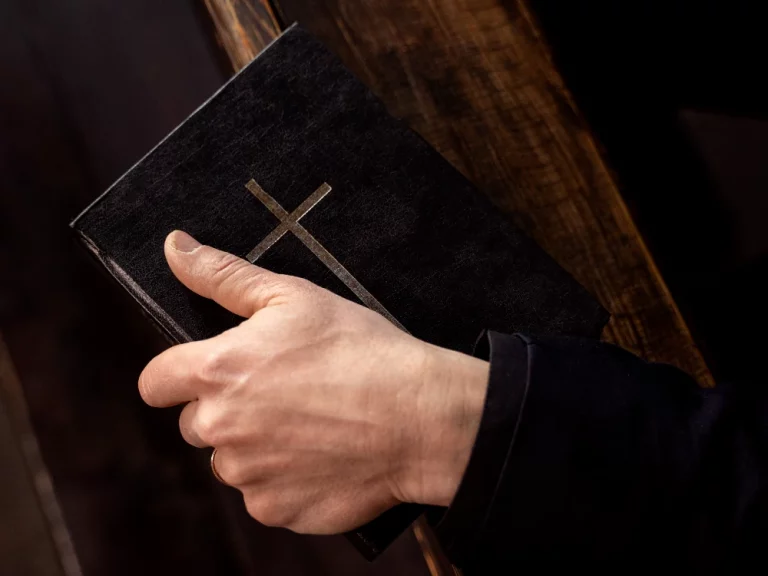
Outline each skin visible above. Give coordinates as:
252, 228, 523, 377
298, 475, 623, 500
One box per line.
139, 230, 490, 534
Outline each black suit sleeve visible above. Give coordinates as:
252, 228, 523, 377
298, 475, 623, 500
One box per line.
434, 332, 768, 574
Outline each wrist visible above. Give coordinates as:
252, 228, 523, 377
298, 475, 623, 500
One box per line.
392, 343, 489, 507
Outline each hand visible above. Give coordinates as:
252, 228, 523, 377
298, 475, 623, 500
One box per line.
138, 231, 489, 534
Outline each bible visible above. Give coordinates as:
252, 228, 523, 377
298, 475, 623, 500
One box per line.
71, 24, 608, 560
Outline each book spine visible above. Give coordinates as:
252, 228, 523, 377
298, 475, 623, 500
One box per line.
74, 232, 192, 345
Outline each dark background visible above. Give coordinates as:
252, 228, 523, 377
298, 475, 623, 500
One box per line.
0, 2, 239, 575
1, 0, 765, 574
530, 0, 768, 384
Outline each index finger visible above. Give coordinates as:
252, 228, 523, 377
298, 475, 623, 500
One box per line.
138, 340, 208, 408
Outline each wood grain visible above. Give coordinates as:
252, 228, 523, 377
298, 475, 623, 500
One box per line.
202, 0, 281, 71
202, 0, 713, 386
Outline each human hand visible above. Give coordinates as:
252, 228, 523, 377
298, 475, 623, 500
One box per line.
138, 231, 489, 534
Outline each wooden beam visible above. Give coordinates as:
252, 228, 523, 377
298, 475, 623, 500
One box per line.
202, 0, 281, 71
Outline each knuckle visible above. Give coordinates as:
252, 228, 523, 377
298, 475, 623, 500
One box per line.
198, 347, 228, 385
243, 273, 289, 305
244, 497, 261, 522
208, 253, 286, 310
281, 276, 314, 299
245, 497, 294, 528
207, 252, 246, 283
211, 255, 254, 298
178, 422, 195, 446
195, 409, 222, 446
217, 457, 248, 487
178, 413, 191, 439
250, 275, 318, 313
179, 408, 202, 447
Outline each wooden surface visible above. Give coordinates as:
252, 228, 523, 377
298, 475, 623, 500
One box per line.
204, 0, 713, 386
203, 0, 281, 70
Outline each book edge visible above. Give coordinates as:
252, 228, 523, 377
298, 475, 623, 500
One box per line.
74, 230, 193, 344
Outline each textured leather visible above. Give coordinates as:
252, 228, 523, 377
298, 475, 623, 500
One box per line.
71, 24, 609, 559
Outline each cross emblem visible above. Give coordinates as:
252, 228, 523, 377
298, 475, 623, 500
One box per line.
245, 180, 405, 331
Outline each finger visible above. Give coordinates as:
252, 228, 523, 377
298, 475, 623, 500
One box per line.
138, 340, 209, 408
164, 230, 287, 318
178, 401, 207, 448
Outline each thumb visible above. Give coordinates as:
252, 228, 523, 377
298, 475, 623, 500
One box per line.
164, 230, 285, 318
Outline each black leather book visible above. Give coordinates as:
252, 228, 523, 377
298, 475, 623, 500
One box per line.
71, 24, 608, 560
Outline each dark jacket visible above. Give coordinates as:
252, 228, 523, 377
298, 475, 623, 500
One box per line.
436, 332, 767, 574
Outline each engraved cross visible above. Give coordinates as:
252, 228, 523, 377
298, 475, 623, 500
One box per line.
245, 180, 405, 331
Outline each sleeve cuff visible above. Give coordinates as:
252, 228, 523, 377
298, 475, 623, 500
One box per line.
430, 331, 531, 567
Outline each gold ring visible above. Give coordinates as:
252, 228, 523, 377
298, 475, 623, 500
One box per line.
210, 448, 227, 485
